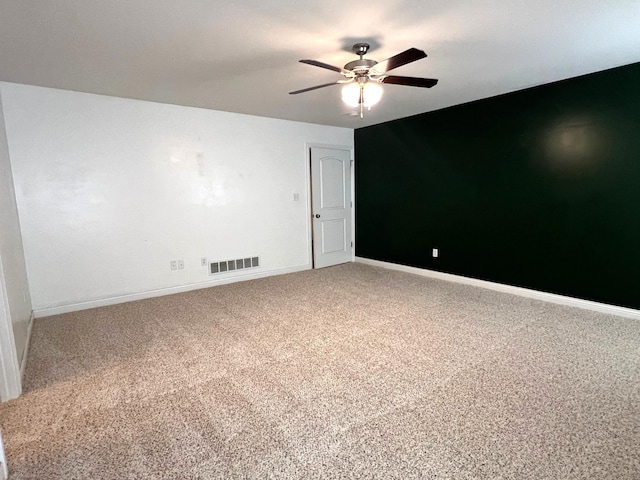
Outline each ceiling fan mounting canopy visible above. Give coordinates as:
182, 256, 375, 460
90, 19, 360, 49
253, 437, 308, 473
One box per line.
352, 42, 370, 56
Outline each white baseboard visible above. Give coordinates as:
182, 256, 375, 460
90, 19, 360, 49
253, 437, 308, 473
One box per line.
356, 257, 640, 320
19, 311, 34, 380
34, 264, 311, 318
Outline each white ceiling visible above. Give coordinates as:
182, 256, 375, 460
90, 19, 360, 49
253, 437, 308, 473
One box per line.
1, 1, 640, 128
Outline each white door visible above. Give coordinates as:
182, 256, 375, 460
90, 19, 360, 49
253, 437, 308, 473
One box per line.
310, 147, 353, 268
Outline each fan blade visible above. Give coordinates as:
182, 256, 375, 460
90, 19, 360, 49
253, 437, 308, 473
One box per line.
299, 59, 348, 74
289, 82, 342, 95
370, 48, 427, 74
380, 76, 438, 88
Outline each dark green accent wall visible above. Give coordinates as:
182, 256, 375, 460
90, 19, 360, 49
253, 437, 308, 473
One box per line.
355, 62, 640, 310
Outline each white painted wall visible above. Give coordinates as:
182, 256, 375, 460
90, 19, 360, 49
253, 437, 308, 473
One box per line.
0, 83, 353, 316
0, 90, 31, 399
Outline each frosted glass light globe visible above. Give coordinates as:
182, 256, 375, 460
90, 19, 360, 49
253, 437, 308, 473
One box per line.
341, 82, 383, 108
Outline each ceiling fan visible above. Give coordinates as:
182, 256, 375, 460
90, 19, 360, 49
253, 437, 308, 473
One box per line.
290, 43, 438, 118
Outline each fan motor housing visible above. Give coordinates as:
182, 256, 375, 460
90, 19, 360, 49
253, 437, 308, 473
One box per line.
344, 58, 377, 73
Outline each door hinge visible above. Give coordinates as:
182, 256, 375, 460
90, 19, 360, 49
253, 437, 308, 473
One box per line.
351, 241, 354, 248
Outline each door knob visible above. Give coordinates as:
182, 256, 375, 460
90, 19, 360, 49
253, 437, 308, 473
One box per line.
315, 214, 321, 218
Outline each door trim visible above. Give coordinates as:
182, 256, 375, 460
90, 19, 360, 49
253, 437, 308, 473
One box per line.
0, 261, 22, 402
305, 143, 355, 269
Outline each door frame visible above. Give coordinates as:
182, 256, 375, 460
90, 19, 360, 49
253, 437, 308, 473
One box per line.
305, 143, 355, 269
0, 259, 21, 402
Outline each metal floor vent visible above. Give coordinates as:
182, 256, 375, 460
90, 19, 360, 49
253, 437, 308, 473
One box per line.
210, 256, 259, 275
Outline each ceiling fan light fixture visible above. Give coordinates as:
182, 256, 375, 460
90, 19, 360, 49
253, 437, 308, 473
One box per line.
291, 43, 436, 119
341, 81, 383, 108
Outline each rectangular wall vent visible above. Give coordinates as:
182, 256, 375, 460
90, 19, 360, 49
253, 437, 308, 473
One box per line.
210, 256, 260, 275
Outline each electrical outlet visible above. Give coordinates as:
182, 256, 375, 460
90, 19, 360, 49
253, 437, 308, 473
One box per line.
201, 257, 207, 266
293, 193, 300, 201
170, 260, 177, 270
432, 248, 439, 258
177, 260, 185, 270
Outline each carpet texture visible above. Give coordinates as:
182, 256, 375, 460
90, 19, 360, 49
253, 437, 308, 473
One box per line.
0, 263, 639, 479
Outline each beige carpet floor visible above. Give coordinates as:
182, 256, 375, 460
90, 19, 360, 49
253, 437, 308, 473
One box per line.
0, 262, 639, 479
